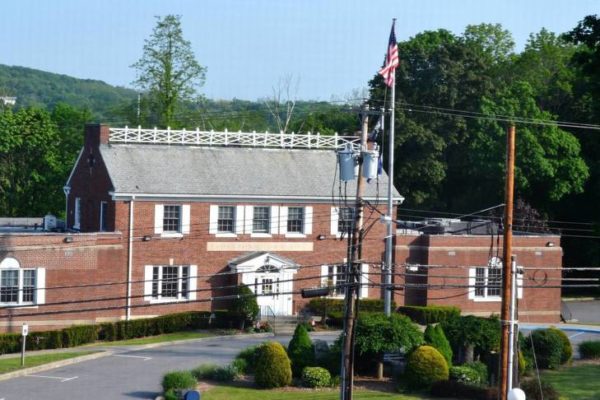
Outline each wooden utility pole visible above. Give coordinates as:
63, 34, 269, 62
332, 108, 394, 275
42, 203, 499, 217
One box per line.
499, 125, 516, 400
340, 103, 369, 400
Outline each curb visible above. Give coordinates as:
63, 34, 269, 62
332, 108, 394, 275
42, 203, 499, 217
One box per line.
0, 351, 110, 382
520, 324, 600, 334
562, 297, 600, 302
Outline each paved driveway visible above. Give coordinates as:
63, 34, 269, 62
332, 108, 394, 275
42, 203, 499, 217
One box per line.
0, 332, 339, 400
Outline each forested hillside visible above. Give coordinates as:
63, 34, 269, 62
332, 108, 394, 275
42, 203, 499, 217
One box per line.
0, 64, 137, 120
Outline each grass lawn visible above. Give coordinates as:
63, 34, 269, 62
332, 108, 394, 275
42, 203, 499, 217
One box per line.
542, 364, 600, 400
100, 331, 214, 346
201, 385, 432, 400
0, 351, 97, 374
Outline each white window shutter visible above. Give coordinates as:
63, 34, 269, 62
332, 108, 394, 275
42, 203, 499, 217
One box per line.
468, 268, 476, 300
144, 265, 153, 301
330, 207, 339, 235
270, 206, 279, 234
181, 205, 191, 234
244, 205, 253, 234
209, 205, 218, 234
321, 265, 329, 287
517, 271, 523, 299
360, 263, 369, 298
304, 206, 313, 235
279, 206, 288, 234
154, 205, 164, 234
235, 205, 245, 234
189, 265, 197, 300
36, 268, 46, 304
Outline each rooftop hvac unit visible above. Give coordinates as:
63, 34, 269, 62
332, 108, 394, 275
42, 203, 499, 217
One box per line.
43, 214, 57, 231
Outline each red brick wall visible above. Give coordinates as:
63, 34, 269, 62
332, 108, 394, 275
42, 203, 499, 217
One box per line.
0, 232, 125, 333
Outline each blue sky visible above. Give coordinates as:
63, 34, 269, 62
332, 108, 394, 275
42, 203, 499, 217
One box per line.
0, 0, 597, 101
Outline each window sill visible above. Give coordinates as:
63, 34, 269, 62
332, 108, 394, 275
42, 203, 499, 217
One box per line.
147, 297, 190, 304
0, 303, 38, 309
285, 233, 306, 239
160, 232, 184, 238
215, 233, 237, 238
251, 233, 272, 238
471, 296, 502, 302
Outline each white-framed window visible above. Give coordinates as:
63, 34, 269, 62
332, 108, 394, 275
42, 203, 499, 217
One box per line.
330, 207, 354, 237
144, 264, 197, 303
217, 206, 235, 233
320, 263, 369, 298
74, 197, 81, 230
253, 206, 270, 233
99, 201, 108, 232
468, 257, 523, 302
154, 204, 190, 237
279, 206, 312, 237
0, 257, 45, 306
209, 205, 244, 236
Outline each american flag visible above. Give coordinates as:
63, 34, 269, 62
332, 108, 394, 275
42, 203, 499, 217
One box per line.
378, 21, 399, 87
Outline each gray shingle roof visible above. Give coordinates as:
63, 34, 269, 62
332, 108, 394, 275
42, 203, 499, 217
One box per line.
99, 144, 403, 201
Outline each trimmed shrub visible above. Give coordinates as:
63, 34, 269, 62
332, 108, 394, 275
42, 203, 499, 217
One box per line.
301, 366, 331, 388
254, 341, 292, 388
424, 324, 453, 366
449, 365, 485, 385
431, 380, 497, 400
287, 324, 315, 377
162, 370, 196, 392
0, 333, 23, 354
404, 345, 449, 389
549, 327, 572, 364
231, 357, 248, 374
192, 364, 237, 382
398, 305, 461, 325
521, 378, 560, 400
164, 389, 178, 400
235, 345, 260, 374
579, 340, 600, 359
62, 325, 97, 347
465, 361, 488, 384
525, 329, 563, 369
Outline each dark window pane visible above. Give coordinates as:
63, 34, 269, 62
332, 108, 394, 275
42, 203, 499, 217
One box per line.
217, 206, 235, 233
0, 270, 18, 303
152, 267, 159, 298
22, 270, 35, 303
253, 207, 270, 233
163, 205, 181, 232
338, 208, 354, 234
161, 266, 178, 298
287, 207, 304, 233
181, 266, 189, 298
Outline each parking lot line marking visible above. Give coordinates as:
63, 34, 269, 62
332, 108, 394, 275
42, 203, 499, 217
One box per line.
26, 374, 79, 382
112, 354, 152, 361
569, 332, 585, 339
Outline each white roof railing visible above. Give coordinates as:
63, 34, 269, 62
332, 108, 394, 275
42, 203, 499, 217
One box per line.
108, 126, 359, 150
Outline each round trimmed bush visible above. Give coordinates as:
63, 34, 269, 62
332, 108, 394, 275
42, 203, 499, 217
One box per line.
287, 323, 315, 377
424, 324, 453, 366
527, 329, 563, 369
162, 370, 196, 392
405, 345, 449, 389
254, 341, 292, 388
301, 366, 331, 388
549, 327, 572, 364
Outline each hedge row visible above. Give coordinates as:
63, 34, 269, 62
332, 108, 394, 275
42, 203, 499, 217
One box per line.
307, 299, 396, 315
431, 380, 497, 400
0, 311, 246, 355
397, 305, 461, 325
579, 340, 600, 359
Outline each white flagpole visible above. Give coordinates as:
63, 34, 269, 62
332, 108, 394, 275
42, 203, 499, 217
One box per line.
384, 19, 396, 317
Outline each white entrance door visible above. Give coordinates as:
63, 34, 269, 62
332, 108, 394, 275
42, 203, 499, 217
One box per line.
254, 269, 292, 316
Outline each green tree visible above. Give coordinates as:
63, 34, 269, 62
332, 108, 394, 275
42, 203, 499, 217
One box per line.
0, 107, 62, 216
230, 284, 259, 329
132, 15, 206, 128
354, 313, 423, 378
287, 324, 315, 377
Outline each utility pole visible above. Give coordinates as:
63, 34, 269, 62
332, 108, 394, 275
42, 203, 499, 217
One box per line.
499, 125, 516, 400
340, 103, 369, 400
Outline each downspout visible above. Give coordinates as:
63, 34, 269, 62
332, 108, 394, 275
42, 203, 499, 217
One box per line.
126, 196, 135, 321
63, 186, 70, 229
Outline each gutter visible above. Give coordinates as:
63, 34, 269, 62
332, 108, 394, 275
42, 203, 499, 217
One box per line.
126, 196, 135, 321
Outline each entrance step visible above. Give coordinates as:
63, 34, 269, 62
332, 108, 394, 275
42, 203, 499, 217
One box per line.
261, 316, 303, 335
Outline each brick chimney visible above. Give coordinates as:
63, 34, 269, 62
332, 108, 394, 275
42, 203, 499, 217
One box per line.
84, 124, 110, 151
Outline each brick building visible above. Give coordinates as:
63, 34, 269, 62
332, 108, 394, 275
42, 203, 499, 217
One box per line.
0, 124, 562, 332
